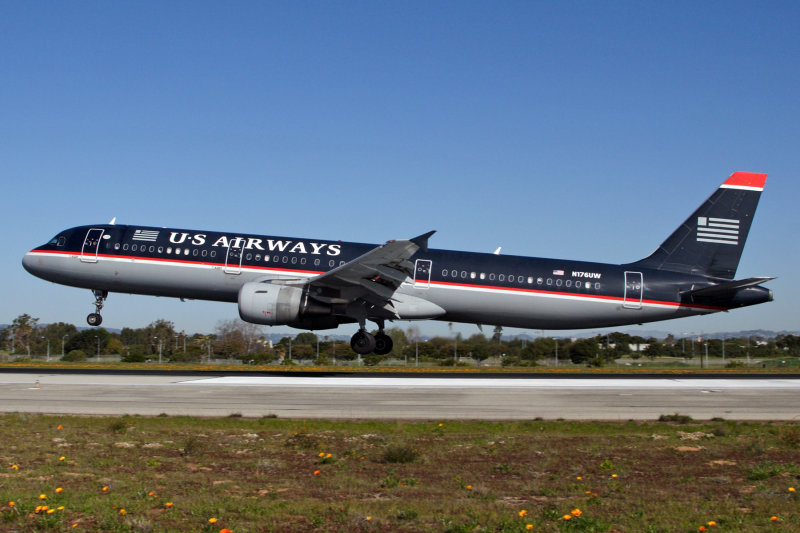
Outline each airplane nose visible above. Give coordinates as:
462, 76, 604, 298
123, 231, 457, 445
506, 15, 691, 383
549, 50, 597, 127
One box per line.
22, 252, 41, 276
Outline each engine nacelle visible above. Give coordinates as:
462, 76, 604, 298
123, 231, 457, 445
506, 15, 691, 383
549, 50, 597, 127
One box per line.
238, 282, 306, 325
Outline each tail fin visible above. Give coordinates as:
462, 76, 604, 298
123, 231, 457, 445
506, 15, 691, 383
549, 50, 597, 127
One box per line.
629, 172, 766, 280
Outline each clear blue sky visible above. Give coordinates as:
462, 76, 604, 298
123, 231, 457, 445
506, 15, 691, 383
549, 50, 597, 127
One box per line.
3, 1, 799, 338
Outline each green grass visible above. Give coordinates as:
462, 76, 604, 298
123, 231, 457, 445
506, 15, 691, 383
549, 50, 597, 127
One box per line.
0, 414, 798, 531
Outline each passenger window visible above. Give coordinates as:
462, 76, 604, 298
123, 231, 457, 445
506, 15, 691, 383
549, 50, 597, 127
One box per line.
123, 244, 129, 251
480, 273, 486, 280
566, 280, 572, 288
192, 249, 198, 256
210, 251, 216, 258
499, 274, 505, 282
114, 243, 120, 250
537, 277, 543, 285
527, 277, 533, 284
556, 279, 563, 287
576, 281, 582, 288
175, 248, 181, 254
157, 246, 163, 253
546, 278, 553, 286
340, 261, 345, 266
246, 253, 252, 260
291, 257, 297, 264
594, 282, 601, 290
255, 254, 261, 261
442, 270, 448, 277
202, 250, 208, 257
282, 256, 288, 263
166, 247, 172, 254
518, 276, 524, 283
460, 271, 467, 279
451, 270, 457, 277
132, 244, 138, 252
184, 249, 189, 255
149, 246, 155, 253
314, 259, 320, 266
329, 260, 335, 267
489, 273, 496, 281
300, 257, 306, 265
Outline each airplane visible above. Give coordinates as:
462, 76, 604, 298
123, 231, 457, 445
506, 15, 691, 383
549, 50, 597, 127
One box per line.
23, 171, 773, 355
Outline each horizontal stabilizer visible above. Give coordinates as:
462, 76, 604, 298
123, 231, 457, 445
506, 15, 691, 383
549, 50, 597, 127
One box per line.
685, 277, 775, 298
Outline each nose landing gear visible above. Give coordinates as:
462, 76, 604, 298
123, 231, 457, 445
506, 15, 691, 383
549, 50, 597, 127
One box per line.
87, 290, 108, 326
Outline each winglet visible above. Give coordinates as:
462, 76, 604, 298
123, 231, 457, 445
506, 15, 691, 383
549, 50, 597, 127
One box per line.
721, 172, 767, 191
410, 230, 436, 252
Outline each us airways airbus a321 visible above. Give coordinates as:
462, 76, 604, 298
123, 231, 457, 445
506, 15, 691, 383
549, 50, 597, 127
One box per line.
23, 172, 773, 355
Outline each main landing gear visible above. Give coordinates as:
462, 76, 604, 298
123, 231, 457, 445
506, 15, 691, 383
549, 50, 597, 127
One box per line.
87, 290, 108, 326
350, 319, 393, 355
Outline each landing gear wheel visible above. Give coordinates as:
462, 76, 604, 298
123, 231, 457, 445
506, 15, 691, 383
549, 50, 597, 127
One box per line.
87, 290, 108, 327
350, 330, 376, 355
87, 313, 103, 326
373, 333, 393, 355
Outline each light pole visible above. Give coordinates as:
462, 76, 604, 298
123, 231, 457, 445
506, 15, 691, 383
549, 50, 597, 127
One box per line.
154, 336, 162, 364
62, 335, 68, 359
94, 336, 100, 358
41, 336, 50, 362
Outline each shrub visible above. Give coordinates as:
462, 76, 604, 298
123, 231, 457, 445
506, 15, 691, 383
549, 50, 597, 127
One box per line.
382, 444, 419, 464
62, 350, 86, 362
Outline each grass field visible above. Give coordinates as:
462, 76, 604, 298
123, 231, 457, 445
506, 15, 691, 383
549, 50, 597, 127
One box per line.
1, 414, 799, 532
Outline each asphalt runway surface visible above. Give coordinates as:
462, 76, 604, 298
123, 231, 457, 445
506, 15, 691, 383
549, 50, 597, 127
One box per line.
0, 371, 799, 420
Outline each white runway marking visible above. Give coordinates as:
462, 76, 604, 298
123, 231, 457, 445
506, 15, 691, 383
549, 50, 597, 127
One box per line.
180, 376, 800, 389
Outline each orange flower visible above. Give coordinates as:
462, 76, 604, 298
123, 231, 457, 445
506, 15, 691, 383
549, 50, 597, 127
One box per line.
57, 425, 63, 430
208, 517, 218, 524
102, 486, 109, 492
56, 487, 63, 493
465, 485, 473, 490
164, 502, 173, 508
119, 509, 126, 515
563, 515, 572, 521
313, 470, 321, 475
8, 502, 15, 507
789, 487, 796, 493
148, 491, 155, 497
318, 452, 325, 457
220, 529, 233, 533
526, 525, 533, 531
59, 456, 65, 461
771, 516, 778, 522
699, 527, 706, 532
707, 521, 717, 527
571, 509, 582, 517
39, 494, 47, 500
518, 509, 527, 517
11, 464, 18, 470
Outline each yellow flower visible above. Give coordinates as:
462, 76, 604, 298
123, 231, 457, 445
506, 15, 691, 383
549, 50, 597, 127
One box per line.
57, 506, 65, 511
326, 453, 332, 459
11, 464, 19, 470
563, 515, 572, 521
39, 494, 47, 500
209, 518, 218, 524
102, 486, 109, 492
465, 484, 473, 490
518, 509, 527, 517
571, 508, 582, 517
707, 521, 717, 527
526, 525, 533, 531
59, 456, 66, 461
611, 474, 618, 478
119, 509, 126, 515
318, 452, 325, 457
165, 502, 173, 508
366, 516, 372, 521
576, 476, 582, 480
47, 509, 55, 514
790, 487, 796, 493
56, 487, 63, 493
8, 502, 14, 507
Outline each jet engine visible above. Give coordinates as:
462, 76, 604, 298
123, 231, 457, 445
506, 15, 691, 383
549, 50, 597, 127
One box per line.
238, 281, 333, 327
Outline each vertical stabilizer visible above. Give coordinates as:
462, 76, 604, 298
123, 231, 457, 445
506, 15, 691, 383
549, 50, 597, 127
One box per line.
628, 172, 766, 279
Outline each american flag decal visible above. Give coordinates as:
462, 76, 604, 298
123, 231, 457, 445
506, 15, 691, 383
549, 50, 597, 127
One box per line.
553, 269, 565, 276
132, 229, 160, 242
697, 217, 739, 245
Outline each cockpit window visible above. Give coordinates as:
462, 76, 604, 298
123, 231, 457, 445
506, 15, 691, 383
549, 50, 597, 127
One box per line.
48, 236, 67, 247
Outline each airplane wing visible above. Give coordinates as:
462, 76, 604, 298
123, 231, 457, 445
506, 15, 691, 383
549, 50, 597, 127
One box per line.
301, 231, 436, 317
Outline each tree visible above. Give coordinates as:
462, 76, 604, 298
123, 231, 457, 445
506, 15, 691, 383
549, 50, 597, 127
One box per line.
64, 329, 111, 356
11, 314, 39, 356
569, 338, 598, 364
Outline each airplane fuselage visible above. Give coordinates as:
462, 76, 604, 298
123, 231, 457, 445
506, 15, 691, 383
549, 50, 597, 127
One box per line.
23, 223, 770, 331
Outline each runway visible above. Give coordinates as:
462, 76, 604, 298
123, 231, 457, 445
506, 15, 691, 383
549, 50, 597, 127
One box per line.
1, 372, 799, 420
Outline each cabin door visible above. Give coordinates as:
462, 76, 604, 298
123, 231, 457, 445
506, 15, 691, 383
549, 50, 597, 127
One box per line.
225, 240, 244, 274
414, 259, 432, 288
623, 271, 643, 309
80, 228, 105, 263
